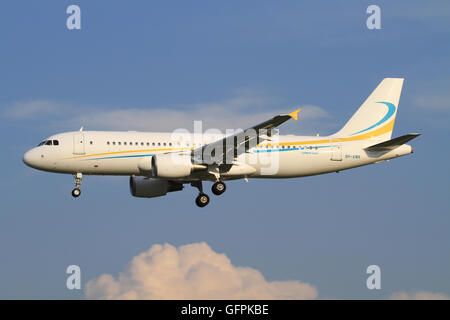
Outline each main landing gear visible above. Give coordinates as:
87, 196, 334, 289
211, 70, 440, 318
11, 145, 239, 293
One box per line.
211, 181, 226, 195
191, 180, 227, 207
72, 173, 82, 198
196, 193, 210, 207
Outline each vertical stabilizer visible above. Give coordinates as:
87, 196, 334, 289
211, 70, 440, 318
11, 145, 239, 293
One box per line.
335, 78, 404, 141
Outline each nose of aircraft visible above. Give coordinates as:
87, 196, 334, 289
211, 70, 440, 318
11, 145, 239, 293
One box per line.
23, 149, 39, 169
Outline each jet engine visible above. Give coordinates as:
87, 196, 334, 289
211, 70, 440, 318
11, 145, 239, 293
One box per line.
151, 153, 206, 179
129, 176, 183, 198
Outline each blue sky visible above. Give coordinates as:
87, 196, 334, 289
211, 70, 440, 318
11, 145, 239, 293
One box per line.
1, 0, 450, 299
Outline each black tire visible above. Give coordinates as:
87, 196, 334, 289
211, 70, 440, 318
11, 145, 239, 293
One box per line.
195, 193, 210, 207
72, 188, 81, 198
211, 181, 226, 195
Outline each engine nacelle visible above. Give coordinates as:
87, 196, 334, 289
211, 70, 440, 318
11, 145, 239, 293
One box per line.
129, 176, 183, 198
152, 153, 199, 179
137, 157, 152, 173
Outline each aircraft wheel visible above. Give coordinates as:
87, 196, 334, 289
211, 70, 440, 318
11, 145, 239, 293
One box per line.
72, 188, 81, 198
211, 181, 226, 195
195, 193, 210, 207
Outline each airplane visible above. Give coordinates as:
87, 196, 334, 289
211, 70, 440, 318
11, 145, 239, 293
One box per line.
23, 78, 420, 207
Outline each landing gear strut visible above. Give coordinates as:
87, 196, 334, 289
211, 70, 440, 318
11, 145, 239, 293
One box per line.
72, 173, 82, 198
211, 181, 226, 195
191, 181, 210, 208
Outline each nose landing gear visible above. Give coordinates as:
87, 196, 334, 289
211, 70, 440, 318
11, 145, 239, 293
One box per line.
72, 173, 82, 198
72, 188, 81, 197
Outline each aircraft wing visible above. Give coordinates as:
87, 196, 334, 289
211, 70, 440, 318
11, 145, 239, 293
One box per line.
191, 109, 301, 165
364, 133, 421, 151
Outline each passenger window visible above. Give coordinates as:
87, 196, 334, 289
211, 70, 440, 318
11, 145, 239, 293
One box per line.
146, 142, 149, 146
141, 142, 144, 146
107, 141, 110, 145
113, 142, 116, 145
169, 142, 172, 146
135, 142, 138, 146
124, 142, 127, 145
163, 142, 166, 146
118, 142, 121, 145
89, 141, 92, 145
158, 142, 161, 146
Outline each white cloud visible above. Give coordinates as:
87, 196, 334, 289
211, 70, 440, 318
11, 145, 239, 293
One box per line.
413, 95, 450, 111
390, 291, 450, 300
3, 100, 69, 119
84, 242, 318, 300
61, 104, 326, 132
3, 90, 328, 134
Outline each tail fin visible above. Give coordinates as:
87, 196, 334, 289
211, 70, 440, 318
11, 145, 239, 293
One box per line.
335, 78, 404, 141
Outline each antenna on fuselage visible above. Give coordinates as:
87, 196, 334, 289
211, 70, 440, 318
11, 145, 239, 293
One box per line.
79, 126, 84, 132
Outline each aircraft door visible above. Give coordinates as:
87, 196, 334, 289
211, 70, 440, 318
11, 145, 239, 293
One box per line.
73, 133, 85, 155
330, 139, 342, 161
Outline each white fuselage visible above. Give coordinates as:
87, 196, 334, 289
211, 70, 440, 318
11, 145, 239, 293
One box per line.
23, 130, 413, 181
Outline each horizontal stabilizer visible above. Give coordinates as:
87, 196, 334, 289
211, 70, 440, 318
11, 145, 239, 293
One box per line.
365, 133, 421, 151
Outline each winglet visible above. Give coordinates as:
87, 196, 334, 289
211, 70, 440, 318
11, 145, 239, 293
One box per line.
288, 109, 301, 120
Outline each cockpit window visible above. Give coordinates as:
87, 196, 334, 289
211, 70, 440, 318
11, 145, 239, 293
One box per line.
37, 139, 60, 146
